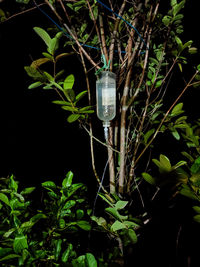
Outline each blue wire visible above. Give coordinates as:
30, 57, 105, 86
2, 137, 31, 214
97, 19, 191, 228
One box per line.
96, 0, 149, 50
34, 0, 101, 51
34, 0, 146, 54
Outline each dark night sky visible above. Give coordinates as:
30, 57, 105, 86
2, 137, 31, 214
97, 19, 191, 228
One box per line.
0, 1, 199, 188
0, 5, 98, 187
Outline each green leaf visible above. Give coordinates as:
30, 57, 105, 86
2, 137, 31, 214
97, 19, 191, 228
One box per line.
142, 172, 156, 185
111, 220, 126, 232
67, 114, 80, 123
64, 74, 75, 90
33, 27, 51, 47
43, 84, 53, 90
76, 209, 84, 220
30, 213, 47, 223
62, 106, 78, 112
3, 228, 16, 238
31, 58, 51, 68
127, 229, 138, 244
20, 221, 35, 232
171, 130, 180, 140
0, 192, 10, 206
144, 129, 155, 145
193, 215, 200, 223
63, 183, 84, 199
42, 52, 54, 60
181, 151, 194, 162
48, 37, 58, 55
9, 175, 18, 191
190, 157, 200, 174
75, 91, 87, 102
13, 234, 28, 253
172, 1, 185, 16
76, 220, 91, 231
43, 71, 54, 82
98, 192, 115, 207
179, 187, 199, 201
52, 100, 71, 106
72, 255, 86, 267
162, 15, 172, 26
28, 81, 43, 89
63, 200, 76, 210
159, 154, 171, 171
48, 191, 59, 200
62, 171, 74, 188
193, 206, 200, 214
64, 89, 76, 102
115, 200, 128, 210
105, 207, 128, 221
85, 253, 97, 267
0, 254, 20, 262
20, 187, 35, 195
182, 40, 193, 51
78, 106, 94, 113
188, 47, 198, 54
91, 216, 107, 227
172, 160, 187, 170
24, 66, 44, 80
171, 0, 177, 7
62, 243, 73, 263
42, 181, 56, 190
124, 220, 139, 229
55, 239, 62, 261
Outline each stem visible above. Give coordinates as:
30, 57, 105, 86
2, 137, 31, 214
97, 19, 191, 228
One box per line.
99, 15, 109, 63
108, 127, 116, 194
3, 3, 46, 22
44, 0, 100, 70
134, 70, 199, 166
109, 0, 126, 71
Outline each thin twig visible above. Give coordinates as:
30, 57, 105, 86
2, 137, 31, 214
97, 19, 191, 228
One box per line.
109, 1, 127, 71
43, 0, 100, 70
134, 70, 199, 166
2, 3, 46, 23
82, 125, 120, 153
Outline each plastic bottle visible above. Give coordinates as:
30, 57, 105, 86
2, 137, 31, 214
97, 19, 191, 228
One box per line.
96, 71, 116, 140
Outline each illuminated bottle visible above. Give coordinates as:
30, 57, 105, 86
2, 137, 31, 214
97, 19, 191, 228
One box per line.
96, 71, 116, 140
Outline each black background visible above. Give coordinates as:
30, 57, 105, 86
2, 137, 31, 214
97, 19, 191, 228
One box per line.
0, 1, 200, 266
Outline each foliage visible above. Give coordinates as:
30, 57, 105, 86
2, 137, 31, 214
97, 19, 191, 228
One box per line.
0, 174, 98, 266
0, 173, 144, 265
24, 26, 94, 124
1, 0, 200, 265
19, 0, 199, 198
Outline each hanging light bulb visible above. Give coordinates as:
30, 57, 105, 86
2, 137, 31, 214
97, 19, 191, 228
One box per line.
96, 71, 116, 140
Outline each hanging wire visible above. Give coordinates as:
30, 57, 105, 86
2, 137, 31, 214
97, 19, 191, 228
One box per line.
33, 0, 147, 54
96, 0, 149, 50
92, 158, 109, 216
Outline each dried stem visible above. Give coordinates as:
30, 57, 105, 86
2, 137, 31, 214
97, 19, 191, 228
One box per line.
108, 127, 116, 194
2, 3, 46, 23
134, 70, 199, 166
109, 0, 126, 71
44, 0, 100, 70
99, 15, 109, 63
